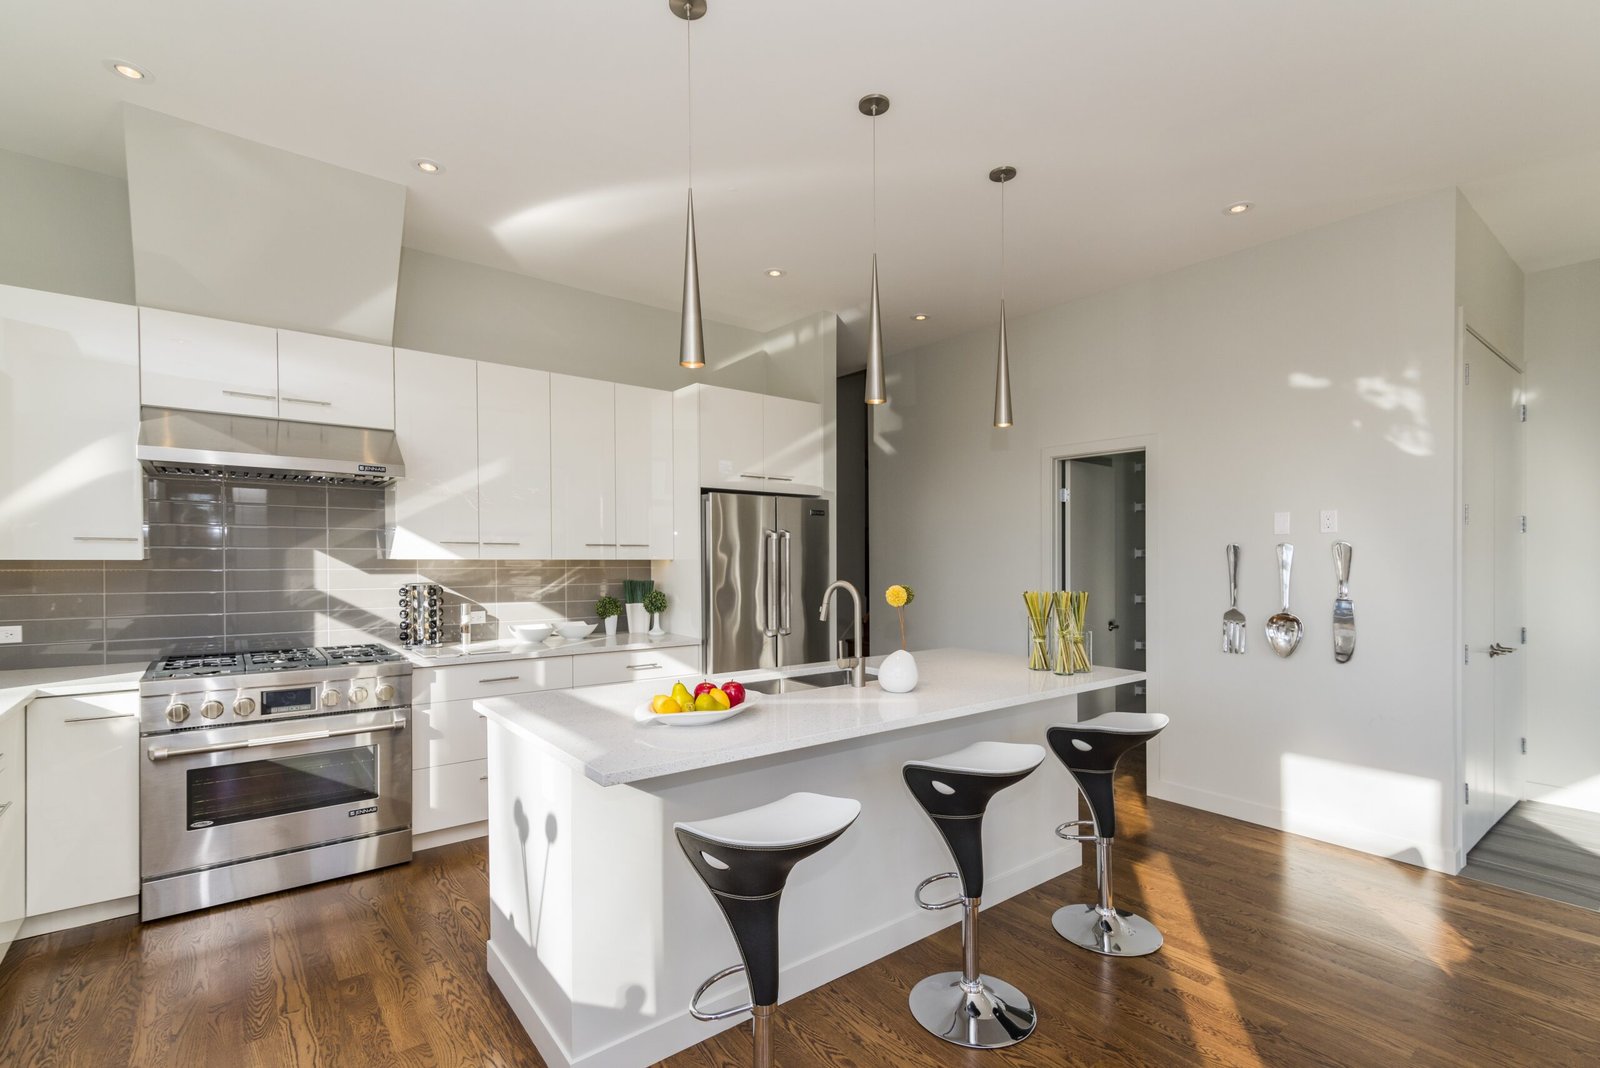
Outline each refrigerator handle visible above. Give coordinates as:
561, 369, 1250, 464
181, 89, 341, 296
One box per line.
778, 529, 793, 635
761, 529, 780, 638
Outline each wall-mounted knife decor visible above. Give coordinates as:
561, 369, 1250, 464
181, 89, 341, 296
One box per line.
1332, 541, 1355, 663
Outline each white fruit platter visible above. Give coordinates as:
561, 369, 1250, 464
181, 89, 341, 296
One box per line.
633, 693, 759, 727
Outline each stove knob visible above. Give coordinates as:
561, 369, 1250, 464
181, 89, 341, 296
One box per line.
234, 696, 256, 717
375, 683, 396, 704
322, 689, 342, 709
166, 702, 190, 724
200, 699, 225, 720
350, 686, 370, 704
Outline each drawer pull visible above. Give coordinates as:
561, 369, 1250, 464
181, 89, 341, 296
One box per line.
222, 389, 276, 401
281, 396, 333, 407
479, 675, 520, 684
625, 663, 663, 671
0, 801, 11, 821
64, 714, 133, 724
74, 536, 140, 543
479, 775, 490, 782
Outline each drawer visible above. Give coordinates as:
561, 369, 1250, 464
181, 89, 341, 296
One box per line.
413, 758, 488, 835
413, 698, 488, 770
414, 656, 573, 705
571, 647, 702, 688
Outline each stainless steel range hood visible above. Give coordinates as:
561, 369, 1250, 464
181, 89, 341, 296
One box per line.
137, 407, 405, 486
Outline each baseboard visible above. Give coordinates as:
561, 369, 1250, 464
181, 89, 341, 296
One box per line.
19, 896, 139, 939
487, 848, 1078, 1068
1150, 779, 1456, 874
415, 821, 487, 852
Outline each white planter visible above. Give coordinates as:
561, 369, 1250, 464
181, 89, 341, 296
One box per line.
878, 649, 918, 693
649, 611, 665, 636
604, 616, 618, 637
625, 603, 649, 634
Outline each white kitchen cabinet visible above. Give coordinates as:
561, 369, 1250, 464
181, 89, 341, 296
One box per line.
569, 646, 702, 688
25, 692, 139, 917
0, 285, 144, 560
614, 384, 674, 559
276, 329, 395, 429
551, 374, 619, 559
413, 656, 573, 706
0, 702, 23, 964
413, 759, 489, 836
695, 385, 823, 495
139, 306, 279, 417
478, 363, 553, 560
392, 348, 480, 559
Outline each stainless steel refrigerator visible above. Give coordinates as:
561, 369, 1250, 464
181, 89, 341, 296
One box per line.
703, 492, 831, 674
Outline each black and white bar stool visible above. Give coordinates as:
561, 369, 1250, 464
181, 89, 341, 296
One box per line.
676, 792, 861, 1068
903, 740, 1045, 1049
1046, 711, 1170, 957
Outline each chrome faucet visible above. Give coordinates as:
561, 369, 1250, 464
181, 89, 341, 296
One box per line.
818, 580, 867, 688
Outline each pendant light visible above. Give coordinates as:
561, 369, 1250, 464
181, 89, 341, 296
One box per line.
990, 165, 1016, 428
860, 93, 890, 406
673, 0, 707, 369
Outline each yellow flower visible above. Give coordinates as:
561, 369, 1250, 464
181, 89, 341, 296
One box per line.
885, 584, 910, 608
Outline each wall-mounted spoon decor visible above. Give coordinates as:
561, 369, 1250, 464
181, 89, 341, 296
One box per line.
1264, 543, 1304, 658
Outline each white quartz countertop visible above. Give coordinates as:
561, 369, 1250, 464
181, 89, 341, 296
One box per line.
0, 662, 147, 719
475, 647, 1146, 787
402, 632, 699, 669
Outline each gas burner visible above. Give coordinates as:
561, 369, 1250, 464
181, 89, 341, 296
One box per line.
321, 644, 405, 665
245, 647, 328, 672
146, 652, 246, 680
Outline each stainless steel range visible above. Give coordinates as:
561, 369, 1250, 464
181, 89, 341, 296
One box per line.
138, 643, 413, 921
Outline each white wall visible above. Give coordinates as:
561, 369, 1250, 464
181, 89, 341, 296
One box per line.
1456, 191, 1525, 364
1524, 258, 1600, 811
0, 148, 134, 304
872, 190, 1465, 869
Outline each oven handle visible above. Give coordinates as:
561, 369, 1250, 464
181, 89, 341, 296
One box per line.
145, 717, 407, 762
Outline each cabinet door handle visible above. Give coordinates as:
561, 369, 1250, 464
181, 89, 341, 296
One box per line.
64, 714, 133, 724
223, 389, 276, 401
281, 396, 333, 407
624, 663, 662, 671
74, 536, 140, 543
479, 675, 521, 684
618, 543, 650, 548
739, 473, 769, 480
479, 775, 490, 782
766, 475, 795, 482
585, 542, 618, 547
438, 539, 479, 545
482, 540, 522, 546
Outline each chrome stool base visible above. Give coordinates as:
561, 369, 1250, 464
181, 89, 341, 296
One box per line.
1052, 903, 1164, 957
907, 971, 1037, 1049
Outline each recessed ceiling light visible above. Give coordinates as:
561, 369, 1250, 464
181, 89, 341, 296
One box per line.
911, 313, 929, 321
1225, 201, 1253, 215
413, 159, 443, 174
765, 269, 785, 278
109, 61, 148, 80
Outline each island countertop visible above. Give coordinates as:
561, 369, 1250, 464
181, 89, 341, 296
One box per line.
475, 647, 1145, 787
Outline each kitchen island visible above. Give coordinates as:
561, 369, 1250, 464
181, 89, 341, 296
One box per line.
475, 648, 1146, 1068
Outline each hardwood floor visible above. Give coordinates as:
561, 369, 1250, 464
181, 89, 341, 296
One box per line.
5, 765, 1600, 1067
1462, 800, 1600, 912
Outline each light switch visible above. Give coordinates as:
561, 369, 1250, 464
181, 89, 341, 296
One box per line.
1274, 512, 1290, 536
1320, 510, 1339, 533
0, 626, 21, 644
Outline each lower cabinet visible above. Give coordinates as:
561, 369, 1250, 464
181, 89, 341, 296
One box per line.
0, 703, 25, 963
413, 759, 490, 835
26, 693, 140, 917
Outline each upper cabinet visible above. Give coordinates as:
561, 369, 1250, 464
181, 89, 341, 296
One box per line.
478, 363, 553, 560
0, 285, 144, 560
551, 375, 673, 560
139, 309, 395, 429
392, 349, 480, 559
139, 307, 278, 418
696, 385, 823, 495
276, 330, 395, 430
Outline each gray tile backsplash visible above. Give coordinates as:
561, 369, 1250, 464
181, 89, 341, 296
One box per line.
0, 477, 657, 670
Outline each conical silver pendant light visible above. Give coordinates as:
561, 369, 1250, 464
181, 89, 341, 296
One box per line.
860, 93, 890, 406
990, 165, 1016, 428
673, 0, 707, 369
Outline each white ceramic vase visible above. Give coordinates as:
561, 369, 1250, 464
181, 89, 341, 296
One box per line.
648, 612, 665, 637
878, 649, 918, 693
604, 615, 618, 637
625, 603, 649, 634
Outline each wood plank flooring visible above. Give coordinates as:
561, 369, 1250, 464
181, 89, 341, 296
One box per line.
5, 767, 1600, 1067
1461, 800, 1600, 912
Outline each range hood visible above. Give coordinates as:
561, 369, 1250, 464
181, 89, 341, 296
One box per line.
137, 407, 405, 486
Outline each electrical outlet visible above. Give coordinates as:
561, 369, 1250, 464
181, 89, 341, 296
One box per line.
0, 626, 21, 645
469, 610, 487, 625
1274, 512, 1291, 536
1320, 509, 1339, 533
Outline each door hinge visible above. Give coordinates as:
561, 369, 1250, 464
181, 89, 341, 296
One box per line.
1058, 488, 1070, 504
1521, 626, 1527, 645
1464, 362, 1471, 385
1520, 515, 1527, 533
1463, 503, 1470, 525
1520, 403, 1527, 422
1464, 782, 1470, 804
1463, 644, 1470, 665
1521, 737, 1528, 755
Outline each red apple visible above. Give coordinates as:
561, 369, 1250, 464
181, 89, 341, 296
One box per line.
721, 681, 746, 707
693, 682, 717, 697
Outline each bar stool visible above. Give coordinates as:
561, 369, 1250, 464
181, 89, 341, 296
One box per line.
903, 740, 1046, 1049
1046, 711, 1170, 957
676, 791, 861, 1068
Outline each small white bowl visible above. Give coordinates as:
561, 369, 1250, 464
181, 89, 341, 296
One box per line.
555, 620, 597, 640
510, 622, 554, 643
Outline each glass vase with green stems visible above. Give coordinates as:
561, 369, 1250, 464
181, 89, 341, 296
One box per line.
1023, 591, 1054, 671
1052, 591, 1091, 675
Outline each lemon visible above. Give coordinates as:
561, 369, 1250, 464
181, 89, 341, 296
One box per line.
651, 694, 680, 715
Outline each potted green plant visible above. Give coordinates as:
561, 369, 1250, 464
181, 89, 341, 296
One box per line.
622, 578, 654, 634
642, 588, 669, 636
595, 595, 622, 637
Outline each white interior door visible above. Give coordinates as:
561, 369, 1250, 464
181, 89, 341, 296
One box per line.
1461, 333, 1525, 852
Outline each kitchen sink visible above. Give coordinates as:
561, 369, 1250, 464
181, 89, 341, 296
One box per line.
742, 669, 863, 694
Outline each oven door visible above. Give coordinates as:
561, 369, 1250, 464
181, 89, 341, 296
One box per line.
140, 709, 411, 879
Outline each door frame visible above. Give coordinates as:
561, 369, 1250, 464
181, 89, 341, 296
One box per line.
1453, 310, 1526, 869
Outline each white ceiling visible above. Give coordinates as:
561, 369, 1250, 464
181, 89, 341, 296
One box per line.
5, 1, 1600, 364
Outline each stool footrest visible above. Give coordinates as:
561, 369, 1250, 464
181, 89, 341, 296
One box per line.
689, 963, 754, 1021
1056, 820, 1098, 842
914, 871, 964, 911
